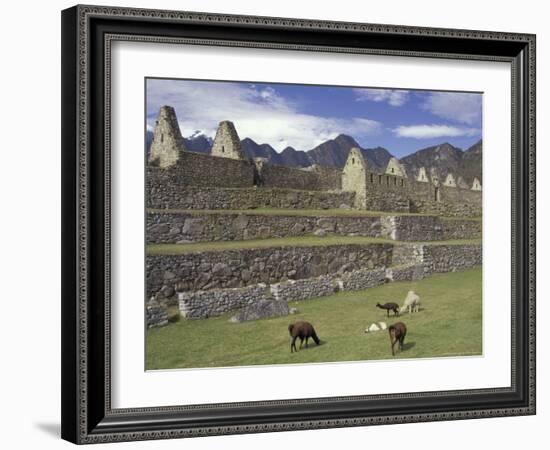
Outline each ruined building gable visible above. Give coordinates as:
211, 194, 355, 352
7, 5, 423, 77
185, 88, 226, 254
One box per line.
211, 121, 245, 160
149, 105, 187, 168
342, 147, 368, 208
471, 177, 482, 191
416, 167, 429, 183
385, 157, 407, 177
443, 173, 457, 187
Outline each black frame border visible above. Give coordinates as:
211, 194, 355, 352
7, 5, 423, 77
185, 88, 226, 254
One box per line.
61, 4, 536, 444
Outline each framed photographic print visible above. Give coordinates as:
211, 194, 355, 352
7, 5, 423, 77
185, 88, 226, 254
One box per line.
61, 4, 536, 444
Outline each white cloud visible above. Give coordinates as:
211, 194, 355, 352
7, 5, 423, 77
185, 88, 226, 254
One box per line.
147, 80, 381, 151
354, 88, 409, 106
420, 92, 482, 125
392, 124, 480, 139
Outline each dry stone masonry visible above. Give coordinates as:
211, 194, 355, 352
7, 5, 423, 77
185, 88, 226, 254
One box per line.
145, 112, 482, 216
145, 106, 483, 326
147, 243, 394, 299
147, 212, 480, 244
148, 106, 186, 168
210, 120, 246, 160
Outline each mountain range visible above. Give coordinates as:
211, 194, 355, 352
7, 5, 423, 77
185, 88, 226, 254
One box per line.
146, 130, 482, 183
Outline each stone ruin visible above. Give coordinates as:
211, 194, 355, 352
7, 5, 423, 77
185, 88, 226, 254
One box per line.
145, 106, 483, 326
471, 177, 482, 191
148, 105, 187, 168
341, 147, 368, 209
210, 120, 245, 160
416, 167, 429, 183
443, 173, 457, 187
385, 157, 407, 177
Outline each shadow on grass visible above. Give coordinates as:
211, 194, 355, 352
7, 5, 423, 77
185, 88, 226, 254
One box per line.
401, 341, 416, 351
294, 340, 326, 352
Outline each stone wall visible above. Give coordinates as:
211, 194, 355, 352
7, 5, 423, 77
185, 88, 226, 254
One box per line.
256, 163, 325, 191
271, 267, 386, 303
146, 243, 394, 298
410, 199, 482, 217
178, 284, 268, 319
425, 245, 482, 272
385, 264, 426, 282
147, 212, 480, 244
391, 243, 481, 274
271, 276, 340, 303
352, 173, 482, 216
146, 150, 481, 216
147, 212, 383, 243
440, 218, 482, 240
178, 267, 388, 319
361, 173, 411, 212
391, 244, 425, 266
165, 244, 481, 319
311, 165, 343, 191
146, 301, 169, 328
147, 185, 355, 210
409, 184, 482, 217
147, 151, 255, 194
381, 215, 481, 241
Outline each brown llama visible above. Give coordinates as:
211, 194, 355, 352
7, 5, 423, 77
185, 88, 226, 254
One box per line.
376, 302, 400, 317
388, 322, 407, 356
288, 321, 320, 353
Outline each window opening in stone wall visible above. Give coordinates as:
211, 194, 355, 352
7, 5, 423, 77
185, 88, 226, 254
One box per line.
378, 175, 382, 184
160, 133, 164, 143
222, 145, 225, 153
370, 173, 373, 183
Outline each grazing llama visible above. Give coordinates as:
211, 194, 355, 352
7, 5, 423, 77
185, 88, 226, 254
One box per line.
400, 291, 421, 314
388, 322, 407, 356
288, 321, 320, 353
376, 302, 400, 317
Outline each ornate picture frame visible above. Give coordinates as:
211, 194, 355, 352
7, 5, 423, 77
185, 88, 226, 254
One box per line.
61, 4, 536, 444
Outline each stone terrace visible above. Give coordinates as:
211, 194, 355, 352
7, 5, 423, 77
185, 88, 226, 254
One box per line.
145, 115, 482, 323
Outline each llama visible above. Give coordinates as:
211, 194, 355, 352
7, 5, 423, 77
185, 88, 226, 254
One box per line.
388, 322, 407, 356
376, 302, 400, 317
288, 321, 320, 353
400, 291, 421, 314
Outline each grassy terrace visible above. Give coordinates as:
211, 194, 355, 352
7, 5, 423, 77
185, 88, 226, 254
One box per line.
147, 235, 482, 255
146, 267, 482, 369
148, 207, 481, 221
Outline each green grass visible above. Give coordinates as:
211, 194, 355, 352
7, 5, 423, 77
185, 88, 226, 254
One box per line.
147, 236, 482, 255
146, 267, 482, 370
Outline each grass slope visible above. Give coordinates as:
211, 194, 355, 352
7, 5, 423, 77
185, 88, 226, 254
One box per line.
147, 236, 481, 255
146, 267, 482, 370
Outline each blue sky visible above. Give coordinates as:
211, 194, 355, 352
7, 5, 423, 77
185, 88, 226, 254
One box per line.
146, 78, 482, 158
